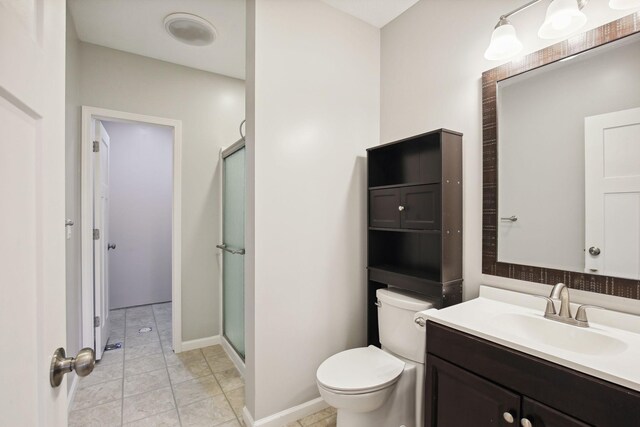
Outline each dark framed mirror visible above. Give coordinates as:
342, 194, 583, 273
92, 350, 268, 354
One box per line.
482, 12, 640, 299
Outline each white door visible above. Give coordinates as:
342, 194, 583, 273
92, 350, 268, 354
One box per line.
585, 107, 640, 278
0, 0, 68, 425
93, 121, 111, 360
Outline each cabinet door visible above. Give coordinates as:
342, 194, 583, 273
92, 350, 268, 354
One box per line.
401, 184, 440, 230
370, 188, 400, 228
522, 398, 591, 427
426, 355, 520, 427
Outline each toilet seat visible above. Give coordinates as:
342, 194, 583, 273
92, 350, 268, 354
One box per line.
316, 346, 404, 394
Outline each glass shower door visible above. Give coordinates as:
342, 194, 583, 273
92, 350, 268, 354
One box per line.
222, 145, 245, 358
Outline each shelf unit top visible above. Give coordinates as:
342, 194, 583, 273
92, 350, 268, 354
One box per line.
367, 128, 463, 152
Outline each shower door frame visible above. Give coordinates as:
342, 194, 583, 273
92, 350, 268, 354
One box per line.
219, 138, 246, 372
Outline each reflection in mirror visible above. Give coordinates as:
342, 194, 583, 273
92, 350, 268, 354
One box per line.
497, 33, 640, 279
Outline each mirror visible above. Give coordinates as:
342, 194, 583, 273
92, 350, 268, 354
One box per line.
482, 13, 640, 299
497, 33, 640, 280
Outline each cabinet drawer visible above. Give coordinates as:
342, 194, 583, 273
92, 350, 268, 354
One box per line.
400, 184, 440, 230
369, 188, 400, 228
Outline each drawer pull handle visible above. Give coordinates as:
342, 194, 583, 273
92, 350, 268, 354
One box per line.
503, 412, 515, 424
520, 418, 533, 427
398, 205, 405, 211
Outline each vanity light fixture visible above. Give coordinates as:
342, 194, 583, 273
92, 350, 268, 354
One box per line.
485, 0, 591, 60
609, 0, 640, 9
538, 0, 588, 39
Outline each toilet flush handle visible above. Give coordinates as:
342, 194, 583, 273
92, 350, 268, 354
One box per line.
414, 317, 426, 327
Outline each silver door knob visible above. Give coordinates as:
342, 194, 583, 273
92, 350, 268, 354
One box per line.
108, 243, 116, 250
398, 205, 405, 211
588, 246, 601, 256
50, 347, 95, 388
503, 412, 515, 423
521, 418, 533, 427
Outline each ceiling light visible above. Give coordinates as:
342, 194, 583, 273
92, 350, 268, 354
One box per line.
538, 0, 587, 39
484, 18, 523, 61
164, 13, 217, 46
609, 0, 640, 9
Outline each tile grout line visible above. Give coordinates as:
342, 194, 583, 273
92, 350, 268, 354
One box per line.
202, 350, 243, 426
154, 303, 184, 427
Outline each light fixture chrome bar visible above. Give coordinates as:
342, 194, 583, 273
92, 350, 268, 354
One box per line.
500, 0, 587, 21
216, 244, 246, 255
501, 0, 543, 21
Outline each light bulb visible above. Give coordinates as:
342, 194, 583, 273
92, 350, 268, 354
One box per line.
538, 0, 587, 39
484, 19, 523, 61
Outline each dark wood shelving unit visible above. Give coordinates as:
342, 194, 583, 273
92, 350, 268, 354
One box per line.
367, 128, 463, 347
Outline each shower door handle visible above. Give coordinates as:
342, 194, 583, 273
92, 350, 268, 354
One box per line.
217, 244, 245, 255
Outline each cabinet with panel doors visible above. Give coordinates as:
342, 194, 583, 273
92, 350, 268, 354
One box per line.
367, 129, 463, 347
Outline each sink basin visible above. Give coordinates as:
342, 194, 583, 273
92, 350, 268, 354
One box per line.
490, 312, 628, 356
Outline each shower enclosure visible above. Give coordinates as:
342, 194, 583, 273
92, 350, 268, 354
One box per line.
219, 138, 245, 359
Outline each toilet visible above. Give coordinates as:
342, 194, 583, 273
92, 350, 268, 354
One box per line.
316, 288, 434, 427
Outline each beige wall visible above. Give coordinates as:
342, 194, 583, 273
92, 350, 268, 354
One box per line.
65, 8, 82, 392
380, 0, 639, 311
65, 39, 245, 346
246, 0, 380, 421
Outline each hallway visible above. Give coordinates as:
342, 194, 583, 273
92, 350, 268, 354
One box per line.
69, 303, 245, 426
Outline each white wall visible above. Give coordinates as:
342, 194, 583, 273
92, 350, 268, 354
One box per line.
380, 0, 640, 310
75, 42, 245, 341
103, 121, 173, 309
498, 40, 640, 273
246, 0, 380, 420
65, 7, 82, 392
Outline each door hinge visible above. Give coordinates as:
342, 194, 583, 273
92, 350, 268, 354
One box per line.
93, 140, 99, 152
93, 229, 100, 240
94, 316, 101, 327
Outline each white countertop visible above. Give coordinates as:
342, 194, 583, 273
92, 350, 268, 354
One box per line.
423, 286, 640, 392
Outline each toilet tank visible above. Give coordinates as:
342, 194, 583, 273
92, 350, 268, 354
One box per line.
377, 288, 435, 363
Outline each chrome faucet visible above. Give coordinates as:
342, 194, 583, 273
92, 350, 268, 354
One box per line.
540, 283, 604, 327
550, 283, 571, 319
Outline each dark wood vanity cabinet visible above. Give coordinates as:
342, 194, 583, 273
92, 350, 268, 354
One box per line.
426, 322, 640, 427
367, 129, 463, 346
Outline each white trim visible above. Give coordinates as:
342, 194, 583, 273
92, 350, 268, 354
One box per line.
221, 336, 245, 376
243, 398, 329, 427
81, 106, 183, 354
67, 374, 79, 412
181, 335, 221, 352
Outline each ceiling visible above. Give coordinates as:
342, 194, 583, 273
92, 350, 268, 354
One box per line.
68, 0, 246, 80
320, 0, 420, 28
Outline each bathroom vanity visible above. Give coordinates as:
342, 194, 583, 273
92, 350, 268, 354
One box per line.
423, 287, 640, 427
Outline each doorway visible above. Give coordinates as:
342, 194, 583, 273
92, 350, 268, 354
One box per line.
220, 139, 246, 362
81, 107, 183, 359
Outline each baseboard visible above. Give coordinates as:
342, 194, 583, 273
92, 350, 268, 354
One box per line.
67, 373, 79, 411
180, 335, 221, 352
221, 336, 245, 377
243, 397, 328, 427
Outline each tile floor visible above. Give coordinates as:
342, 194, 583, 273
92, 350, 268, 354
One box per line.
68, 303, 337, 427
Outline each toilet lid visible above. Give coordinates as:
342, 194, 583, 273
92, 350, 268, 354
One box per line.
316, 346, 404, 393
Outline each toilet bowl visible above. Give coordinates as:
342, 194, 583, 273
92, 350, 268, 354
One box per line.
316, 288, 435, 427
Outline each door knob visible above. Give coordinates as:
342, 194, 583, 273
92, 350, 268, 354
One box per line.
588, 246, 600, 256
50, 347, 95, 388
108, 243, 116, 250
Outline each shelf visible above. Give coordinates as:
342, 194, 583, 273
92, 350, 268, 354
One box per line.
368, 264, 441, 284
369, 227, 441, 234
369, 182, 439, 191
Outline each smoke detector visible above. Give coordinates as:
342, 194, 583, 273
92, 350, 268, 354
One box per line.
164, 13, 217, 46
